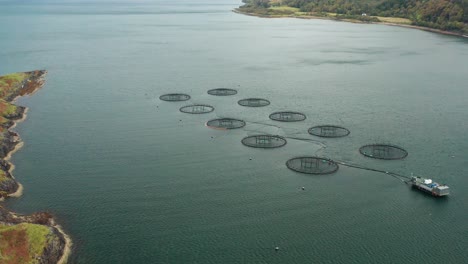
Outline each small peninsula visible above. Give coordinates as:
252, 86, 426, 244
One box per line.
0, 71, 71, 264
236, 0, 468, 37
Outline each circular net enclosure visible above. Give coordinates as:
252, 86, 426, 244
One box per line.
269, 111, 306, 122
308, 125, 350, 138
359, 144, 408, 160
238, 98, 270, 107
207, 88, 237, 96
159, 93, 191, 102
180, 104, 214, 114
241, 135, 287, 148
286, 157, 339, 175
206, 118, 245, 130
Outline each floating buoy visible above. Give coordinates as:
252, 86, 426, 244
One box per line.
301, 187, 305, 190
275, 246, 279, 251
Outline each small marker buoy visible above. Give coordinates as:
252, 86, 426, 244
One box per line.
301, 187, 305, 190
275, 246, 279, 251
249, 158, 252, 160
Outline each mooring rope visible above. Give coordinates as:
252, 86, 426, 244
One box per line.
335, 160, 410, 183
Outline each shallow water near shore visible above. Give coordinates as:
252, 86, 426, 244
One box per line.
1, 0, 468, 263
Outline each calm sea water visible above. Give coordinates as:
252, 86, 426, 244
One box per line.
1, 0, 468, 263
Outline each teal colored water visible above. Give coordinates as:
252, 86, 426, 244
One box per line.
1, 1, 468, 263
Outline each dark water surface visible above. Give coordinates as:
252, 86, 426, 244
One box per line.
1, 0, 468, 263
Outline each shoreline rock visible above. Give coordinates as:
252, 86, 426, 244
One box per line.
0, 70, 71, 263
0, 70, 46, 196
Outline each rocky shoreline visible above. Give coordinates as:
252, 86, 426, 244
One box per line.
233, 9, 468, 39
0, 206, 67, 264
0, 70, 46, 197
0, 70, 71, 263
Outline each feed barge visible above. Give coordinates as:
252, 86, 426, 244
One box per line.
410, 176, 449, 197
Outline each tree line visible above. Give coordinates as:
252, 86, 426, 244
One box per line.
240, 0, 468, 33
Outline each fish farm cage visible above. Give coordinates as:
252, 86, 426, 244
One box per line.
241, 135, 287, 148
286, 157, 339, 175
269, 111, 306, 122
207, 88, 237, 96
179, 104, 214, 114
308, 125, 350, 138
159, 93, 191, 102
359, 144, 408, 160
238, 98, 270, 107
206, 118, 246, 129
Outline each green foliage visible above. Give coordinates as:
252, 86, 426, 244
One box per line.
242, 0, 271, 8
0, 223, 53, 264
0, 72, 28, 100
240, 0, 468, 33
0, 73, 26, 85
0, 73, 27, 90
0, 170, 8, 185
270, 6, 300, 12
24, 224, 52, 261
5, 105, 17, 117
0, 100, 19, 117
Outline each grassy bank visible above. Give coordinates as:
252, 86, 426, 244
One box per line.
0, 223, 52, 264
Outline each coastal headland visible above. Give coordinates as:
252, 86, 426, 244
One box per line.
0, 70, 71, 264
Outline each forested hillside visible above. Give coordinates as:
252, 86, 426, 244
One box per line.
239, 0, 468, 34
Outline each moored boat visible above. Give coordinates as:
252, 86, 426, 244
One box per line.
410, 176, 449, 197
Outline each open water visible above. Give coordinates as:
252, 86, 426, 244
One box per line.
1, 0, 467, 263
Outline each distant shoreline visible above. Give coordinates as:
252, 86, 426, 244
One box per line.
233, 9, 468, 39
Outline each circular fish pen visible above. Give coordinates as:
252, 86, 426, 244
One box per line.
359, 144, 408, 160
269, 111, 306, 122
241, 135, 287, 149
207, 88, 237, 96
159, 93, 191, 102
179, 104, 214, 114
206, 118, 246, 130
286, 157, 339, 175
238, 98, 270, 107
308, 125, 350, 138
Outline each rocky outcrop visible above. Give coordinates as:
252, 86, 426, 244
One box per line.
3, 70, 47, 102
0, 206, 53, 224
0, 206, 66, 264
